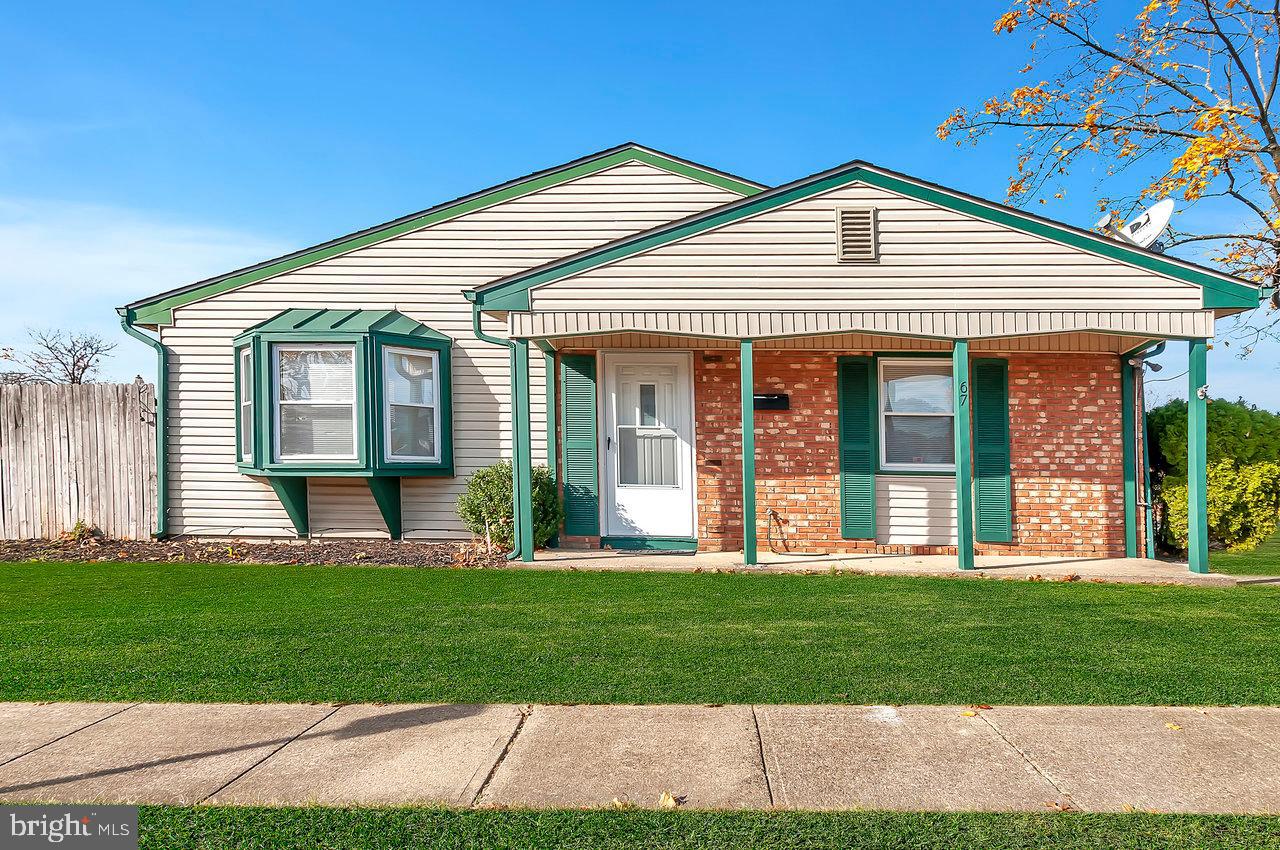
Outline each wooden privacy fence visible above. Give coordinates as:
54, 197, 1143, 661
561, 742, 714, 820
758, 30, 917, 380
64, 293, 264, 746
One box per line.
0, 380, 157, 540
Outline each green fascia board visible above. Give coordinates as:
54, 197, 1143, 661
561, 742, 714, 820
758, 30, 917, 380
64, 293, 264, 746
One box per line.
125, 145, 764, 326
473, 162, 1260, 311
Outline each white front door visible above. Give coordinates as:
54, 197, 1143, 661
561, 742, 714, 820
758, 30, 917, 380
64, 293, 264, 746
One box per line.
601, 352, 695, 538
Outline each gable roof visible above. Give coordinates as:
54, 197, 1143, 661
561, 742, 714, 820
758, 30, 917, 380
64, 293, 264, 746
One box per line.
470, 158, 1261, 313
121, 143, 765, 327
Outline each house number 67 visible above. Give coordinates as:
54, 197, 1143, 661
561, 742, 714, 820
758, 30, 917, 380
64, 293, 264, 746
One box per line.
958, 380, 969, 408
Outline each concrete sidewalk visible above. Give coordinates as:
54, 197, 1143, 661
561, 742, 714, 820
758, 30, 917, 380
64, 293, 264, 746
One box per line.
1, 702, 1277, 814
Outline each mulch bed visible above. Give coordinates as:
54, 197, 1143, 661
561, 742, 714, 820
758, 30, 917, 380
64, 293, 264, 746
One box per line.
0, 535, 507, 568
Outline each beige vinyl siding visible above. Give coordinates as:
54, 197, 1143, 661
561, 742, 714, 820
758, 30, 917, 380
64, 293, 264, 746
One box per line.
160, 162, 742, 538
529, 182, 1206, 312
308, 478, 390, 538
875, 475, 956, 546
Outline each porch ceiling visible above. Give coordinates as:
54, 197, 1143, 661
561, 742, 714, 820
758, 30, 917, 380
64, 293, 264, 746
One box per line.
508, 309, 1215, 343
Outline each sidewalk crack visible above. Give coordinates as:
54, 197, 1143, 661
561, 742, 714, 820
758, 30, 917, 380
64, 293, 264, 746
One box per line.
197, 704, 340, 804
979, 711, 1077, 810
0, 702, 139, 770
471, 704, 531, 808
751, 705, 775, 808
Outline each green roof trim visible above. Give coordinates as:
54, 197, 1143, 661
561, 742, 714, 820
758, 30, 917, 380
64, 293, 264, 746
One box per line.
233, 308, 449, 341
124, 144, 764, 327
471, 161, 1261, 312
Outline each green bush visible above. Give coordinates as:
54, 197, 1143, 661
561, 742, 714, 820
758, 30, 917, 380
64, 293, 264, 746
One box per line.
456, 460, 562, 550
1147, 398, 1280, 479
1161, 460, 1280, 552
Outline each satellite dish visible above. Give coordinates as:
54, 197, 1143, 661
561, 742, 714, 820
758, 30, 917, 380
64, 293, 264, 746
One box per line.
1095, 198, 1175, 249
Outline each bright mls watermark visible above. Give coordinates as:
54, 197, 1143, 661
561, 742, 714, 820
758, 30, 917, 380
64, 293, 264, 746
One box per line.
1, 807, 137, 849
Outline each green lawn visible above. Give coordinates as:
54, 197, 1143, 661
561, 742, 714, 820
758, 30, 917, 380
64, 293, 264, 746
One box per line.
135, 807, 1280, 850
3, 560, 1279, 705
1213, 530, 1280, 576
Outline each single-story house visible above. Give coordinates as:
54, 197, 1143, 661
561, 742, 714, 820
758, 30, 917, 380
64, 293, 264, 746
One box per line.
119, 143, 1261, 573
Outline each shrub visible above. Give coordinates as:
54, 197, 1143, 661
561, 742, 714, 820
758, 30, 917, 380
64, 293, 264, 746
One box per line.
1161, 460, 1280, 552
456, 460, 562, 550
1147, 398, 1280, 479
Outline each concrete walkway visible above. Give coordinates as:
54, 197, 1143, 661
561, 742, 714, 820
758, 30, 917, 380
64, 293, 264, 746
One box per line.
1, 702, 1278, 813
528, 549, 1256, 586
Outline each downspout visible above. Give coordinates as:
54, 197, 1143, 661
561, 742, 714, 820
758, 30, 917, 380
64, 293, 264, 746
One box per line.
117, 308, 169, 538
1127, 341, 1166, 558
465, 293, 520, 560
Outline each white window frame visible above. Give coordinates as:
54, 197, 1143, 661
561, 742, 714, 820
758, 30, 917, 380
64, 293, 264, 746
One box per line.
878, 357, 956, 473
272, 343, 358, 463
382, 345, 442, 464
238, 346, 253, 463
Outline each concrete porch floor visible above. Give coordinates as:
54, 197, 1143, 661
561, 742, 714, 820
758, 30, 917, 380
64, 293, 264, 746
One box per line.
528, 548, 1247, 586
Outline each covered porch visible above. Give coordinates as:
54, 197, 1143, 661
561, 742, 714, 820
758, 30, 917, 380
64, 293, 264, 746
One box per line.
496, 309, 1215, 573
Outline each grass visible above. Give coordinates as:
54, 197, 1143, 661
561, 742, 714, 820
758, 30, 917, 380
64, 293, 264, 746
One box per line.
3, 561, 1280, 705
1213, 530, 1280, 576
133, 806, 1280, 849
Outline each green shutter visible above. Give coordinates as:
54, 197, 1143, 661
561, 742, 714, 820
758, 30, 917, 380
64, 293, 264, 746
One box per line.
560, 354, 599, 536
972, 358, 1013, 543
837, 356, 876, 539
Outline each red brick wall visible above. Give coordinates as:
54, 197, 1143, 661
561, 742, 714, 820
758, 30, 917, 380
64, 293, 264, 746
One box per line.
1001, 354, 1126, 557
690, 350, 1127, 557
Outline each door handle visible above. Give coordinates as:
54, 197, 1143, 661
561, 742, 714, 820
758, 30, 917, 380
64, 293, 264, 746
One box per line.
607, 435, 613, 451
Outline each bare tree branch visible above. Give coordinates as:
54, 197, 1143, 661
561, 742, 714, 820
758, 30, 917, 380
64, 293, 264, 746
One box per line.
1, 329, 116, 384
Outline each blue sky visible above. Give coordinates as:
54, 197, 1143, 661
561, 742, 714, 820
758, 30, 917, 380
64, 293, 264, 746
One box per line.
1, 0, 1275, 407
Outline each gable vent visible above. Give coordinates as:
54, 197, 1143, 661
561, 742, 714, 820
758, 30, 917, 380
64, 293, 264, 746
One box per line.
836, 207, 878, 262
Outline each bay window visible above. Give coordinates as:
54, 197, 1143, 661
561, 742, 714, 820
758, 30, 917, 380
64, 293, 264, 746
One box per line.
233, 308, 453, 478
879, 358, 955, 471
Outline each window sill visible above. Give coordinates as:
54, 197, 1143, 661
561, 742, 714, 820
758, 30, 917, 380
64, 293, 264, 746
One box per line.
237, 462, 454, 478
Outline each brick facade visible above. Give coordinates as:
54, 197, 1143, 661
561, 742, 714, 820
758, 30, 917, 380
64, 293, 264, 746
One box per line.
689, 349, 1127, 557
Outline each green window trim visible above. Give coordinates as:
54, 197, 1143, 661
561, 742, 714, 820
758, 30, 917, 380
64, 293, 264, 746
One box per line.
233, 310, 454, 539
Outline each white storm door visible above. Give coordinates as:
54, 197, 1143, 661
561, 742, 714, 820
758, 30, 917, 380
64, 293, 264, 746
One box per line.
601, 352, 695, 538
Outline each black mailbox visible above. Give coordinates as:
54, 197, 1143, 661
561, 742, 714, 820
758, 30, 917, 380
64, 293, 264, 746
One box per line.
753, 393, 790, 411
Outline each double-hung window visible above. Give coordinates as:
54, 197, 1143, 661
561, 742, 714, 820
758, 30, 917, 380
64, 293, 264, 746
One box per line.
879, 358, 955, 471
382, 346, 440, 463
238, 347, 254, 463
273, 344, 358, 461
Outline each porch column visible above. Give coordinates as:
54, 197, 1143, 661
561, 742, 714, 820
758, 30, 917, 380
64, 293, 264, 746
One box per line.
1120, 357, 1139, 558
513, 338, 535, 562
740, 338, 757, 566
953, 340, 974, 570
1187, 338, 1209, 573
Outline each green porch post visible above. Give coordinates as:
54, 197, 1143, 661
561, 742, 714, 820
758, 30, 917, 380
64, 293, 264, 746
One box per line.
1187, 339, 1209, 573
740, 339, 757, 566
953, 340, 974, 570
513, 338, 535, 562
1120, 358, 1139, 557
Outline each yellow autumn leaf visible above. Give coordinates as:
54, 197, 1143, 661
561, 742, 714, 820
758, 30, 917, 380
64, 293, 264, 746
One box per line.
961, 710, 978, 717
657, 791, 680, 809
1165, 722, 1182, 731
